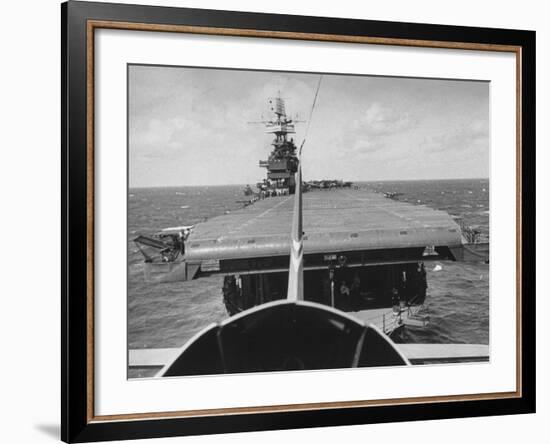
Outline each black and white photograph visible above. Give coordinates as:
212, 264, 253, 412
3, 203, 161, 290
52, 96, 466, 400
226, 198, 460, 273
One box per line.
127, 65, 490, 378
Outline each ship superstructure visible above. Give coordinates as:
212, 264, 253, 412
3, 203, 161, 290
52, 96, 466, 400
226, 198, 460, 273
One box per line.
256, 95, 299, 196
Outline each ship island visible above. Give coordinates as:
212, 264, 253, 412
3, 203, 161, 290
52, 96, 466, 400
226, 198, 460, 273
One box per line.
131, 92, 489, 376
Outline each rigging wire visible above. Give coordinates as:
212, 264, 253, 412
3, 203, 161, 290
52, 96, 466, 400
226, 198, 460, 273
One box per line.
299, 75, 323, 156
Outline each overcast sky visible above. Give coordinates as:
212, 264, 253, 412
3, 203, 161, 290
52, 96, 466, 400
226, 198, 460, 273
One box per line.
129, 65, 489, 188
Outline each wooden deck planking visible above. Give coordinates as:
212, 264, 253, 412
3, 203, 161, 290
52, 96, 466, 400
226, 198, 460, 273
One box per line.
190, 189, 458, 239
184, 189, 462, 261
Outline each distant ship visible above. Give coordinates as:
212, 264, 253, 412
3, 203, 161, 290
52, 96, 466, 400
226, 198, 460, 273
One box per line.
132, 92, 490, 375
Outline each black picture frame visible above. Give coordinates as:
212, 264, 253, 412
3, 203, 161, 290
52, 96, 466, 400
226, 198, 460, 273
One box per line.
61, 1, 536, 442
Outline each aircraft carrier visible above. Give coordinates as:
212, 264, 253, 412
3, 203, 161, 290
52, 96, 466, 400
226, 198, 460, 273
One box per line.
134, 94, 487, 337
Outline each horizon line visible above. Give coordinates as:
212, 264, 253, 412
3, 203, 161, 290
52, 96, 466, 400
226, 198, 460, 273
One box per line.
129, 177, 490, 189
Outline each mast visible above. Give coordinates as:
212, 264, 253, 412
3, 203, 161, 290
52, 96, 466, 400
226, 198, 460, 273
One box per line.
286, 156, 304, 301
287, 77, 323, 301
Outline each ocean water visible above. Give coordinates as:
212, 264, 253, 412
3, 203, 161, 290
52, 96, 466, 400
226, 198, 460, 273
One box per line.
128, 179, 489, 377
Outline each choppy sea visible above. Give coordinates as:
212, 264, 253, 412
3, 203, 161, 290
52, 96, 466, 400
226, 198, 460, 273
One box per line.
128, 179, 489, 378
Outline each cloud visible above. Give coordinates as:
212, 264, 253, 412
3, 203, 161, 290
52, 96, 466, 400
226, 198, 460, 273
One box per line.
322, 102, 416, 163
351, 102, 415, 136
130, 117, 206, 160
423, 120, 489, 155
